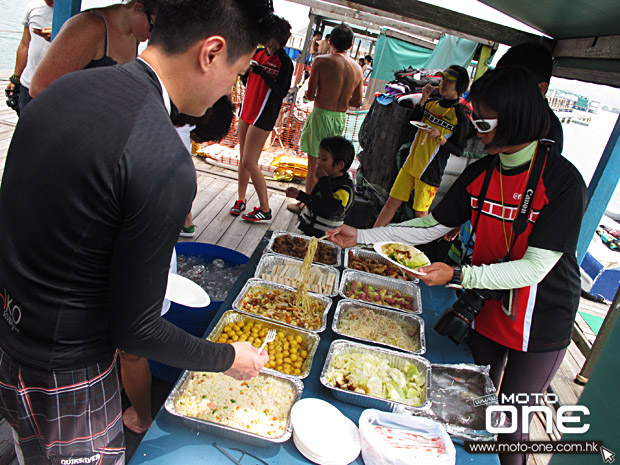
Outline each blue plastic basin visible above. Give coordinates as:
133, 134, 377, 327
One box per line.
149, 242, 248, 384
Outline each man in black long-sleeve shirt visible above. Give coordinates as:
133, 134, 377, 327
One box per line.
0, 1, 273, 464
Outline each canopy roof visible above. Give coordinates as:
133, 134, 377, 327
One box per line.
302, 0, 620, 87
480, 0, 620, 40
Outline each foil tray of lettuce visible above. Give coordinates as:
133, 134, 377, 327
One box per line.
320, 339, 431, 412
393, 363, 507, 442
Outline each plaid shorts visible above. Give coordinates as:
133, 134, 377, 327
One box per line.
0, 346, 125, 465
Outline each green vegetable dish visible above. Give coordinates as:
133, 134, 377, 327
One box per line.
325, 351, 426, 406
381, 243, 429, 270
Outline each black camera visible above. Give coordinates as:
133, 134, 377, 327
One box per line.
5, 87, 19, 114
434, 288, 506, 344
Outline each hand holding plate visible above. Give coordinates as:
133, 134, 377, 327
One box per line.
417, 262, 454, 286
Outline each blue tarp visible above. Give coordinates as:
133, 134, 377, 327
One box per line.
422, 34, 479, 69
370, 35, 432, 81
370, 33, 478, 82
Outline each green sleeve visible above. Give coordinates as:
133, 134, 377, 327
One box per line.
462, 246, 562, 290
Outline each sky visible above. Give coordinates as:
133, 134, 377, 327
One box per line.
272, 0, 620, 108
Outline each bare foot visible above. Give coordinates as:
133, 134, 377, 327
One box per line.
122, 406, 152, 434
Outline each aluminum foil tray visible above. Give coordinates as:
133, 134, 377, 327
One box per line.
320, 339, 431, 412
266, 230, 341, 266
206, 310, 320, 379
332, 299, 426, 354
165, 369, 303, 448
232, 278, 332, 333
344, 247, 407, 280
392, 363, 503, 442
254, 253, 340, 297
339, 269, 422, 314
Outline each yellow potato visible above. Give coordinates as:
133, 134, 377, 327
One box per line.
216, 318, 311, 375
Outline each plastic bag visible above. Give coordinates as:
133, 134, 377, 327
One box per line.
359, 409, 455, 465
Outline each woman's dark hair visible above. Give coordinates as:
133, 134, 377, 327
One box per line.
468, 67, 550, 149
172, 96, 235, 143
496, 42, 553, 84
447, 64, 469, 96
261, 15, 291, 47
329, 24, 353, 52
364, 54, 372, 64
320, 136, 355, 172
136, 0, 159, 13
149, 0, 273, 63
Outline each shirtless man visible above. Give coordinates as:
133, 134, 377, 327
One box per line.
288, 24, 362, 213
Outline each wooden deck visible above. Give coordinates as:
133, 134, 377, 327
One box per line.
0, 89, 610, 465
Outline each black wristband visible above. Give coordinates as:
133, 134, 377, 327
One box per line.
446, 265, 463, 290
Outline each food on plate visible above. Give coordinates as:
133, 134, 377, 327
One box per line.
261, 262, 336, 294
272, 234, 337, 265
216, 321, 311, 376
344, 281, 415, 311
237, 284, 325, 330
380, 243, 430, 270
174, 372, 296, 438
325, 351, 426, 406
337, 307, 420, 352
347, 251, 403, 279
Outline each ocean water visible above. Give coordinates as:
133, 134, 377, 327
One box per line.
0, 0, 26, 70
559, 109, 620, 214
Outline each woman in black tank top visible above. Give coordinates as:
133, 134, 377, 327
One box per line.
28, 0, 160, 436
29, 0, 159, 97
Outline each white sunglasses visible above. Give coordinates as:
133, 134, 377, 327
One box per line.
471, 117, 498, 133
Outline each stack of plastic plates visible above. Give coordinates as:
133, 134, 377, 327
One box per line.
291, 398, 361, 465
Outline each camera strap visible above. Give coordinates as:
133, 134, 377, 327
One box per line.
463, 141, 549, 264
508, 142, 548, 255
462, 155, 498, 265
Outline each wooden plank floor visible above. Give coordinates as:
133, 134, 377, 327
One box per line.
0, 87, 608, 465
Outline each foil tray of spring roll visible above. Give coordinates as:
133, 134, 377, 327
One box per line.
266, 230, 341, 267
232, 278, 332, 333
339, 269, 421, 314
332, 299, 426, 354
320, 339, 431, 413
165, 368, 303, 448
254, 253, 340, 297
206, 310, 320, 379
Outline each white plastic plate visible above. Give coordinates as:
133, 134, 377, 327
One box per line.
164, 273, 210, 308
410, 121, 431, 130
373, 241, 430, 276
291, 398, 360, 465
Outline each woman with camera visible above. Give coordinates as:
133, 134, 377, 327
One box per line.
329, 66, 587, 465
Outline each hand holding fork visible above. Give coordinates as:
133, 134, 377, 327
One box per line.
257, 328, 276, 354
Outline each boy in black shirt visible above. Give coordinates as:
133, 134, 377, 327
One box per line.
286, 136, 355, 237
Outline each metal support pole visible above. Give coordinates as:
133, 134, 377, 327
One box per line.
575, 284, 620, 385
295, 11, 315, 86
52, 0, 81, 40
354, 38, 361, 59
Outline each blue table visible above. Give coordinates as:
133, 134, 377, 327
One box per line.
130, 232, 499, 465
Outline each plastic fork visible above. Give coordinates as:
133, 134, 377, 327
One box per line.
257, 329, 276, 354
